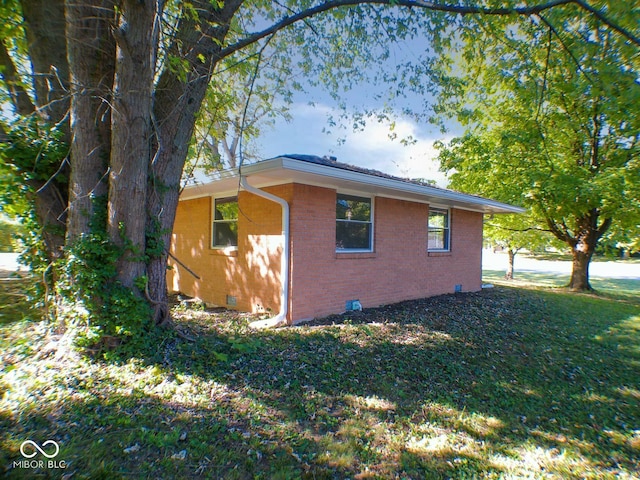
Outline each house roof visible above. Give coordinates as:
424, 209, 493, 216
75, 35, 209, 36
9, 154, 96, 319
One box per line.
181, 154, 524, 214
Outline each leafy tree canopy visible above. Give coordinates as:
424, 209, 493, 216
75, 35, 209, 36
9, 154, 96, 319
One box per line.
436, 0, 639, 289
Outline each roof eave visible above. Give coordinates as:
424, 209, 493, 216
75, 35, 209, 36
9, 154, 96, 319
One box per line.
181, 156, 525, 214
268, 156, 524, 214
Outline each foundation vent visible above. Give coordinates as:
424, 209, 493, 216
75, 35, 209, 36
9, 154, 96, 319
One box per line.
345, 300, 362, 312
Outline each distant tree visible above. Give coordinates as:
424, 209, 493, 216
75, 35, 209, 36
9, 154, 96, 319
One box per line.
436, 3, 639, 290
483, 214, 557, 280
185, 49, 293, 181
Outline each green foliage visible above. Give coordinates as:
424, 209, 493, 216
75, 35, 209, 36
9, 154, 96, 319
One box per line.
435, 5, 639, 273
52, 196, 159, 358
0, 216, 22, 252
0, 119, 68, 302
184, 36, 295, 177
0, 119, 67, 200
0, 120, 66, 262
59, 234, 162, 358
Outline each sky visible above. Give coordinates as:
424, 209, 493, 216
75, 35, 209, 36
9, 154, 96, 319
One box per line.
233, 25, 463, 189
255, 99, 458, 187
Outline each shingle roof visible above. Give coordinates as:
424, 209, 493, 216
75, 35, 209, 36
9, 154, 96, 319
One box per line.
279, 154, 437, 187
182, 153, 524, 214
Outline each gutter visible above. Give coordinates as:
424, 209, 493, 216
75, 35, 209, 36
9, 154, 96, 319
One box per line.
242, 157, 525, 214
239, 176, 290, 329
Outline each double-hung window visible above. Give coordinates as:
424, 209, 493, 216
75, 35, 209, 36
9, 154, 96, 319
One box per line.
428, 208, 450, 251
336, 194, 373, 251
212, 196, 238, 248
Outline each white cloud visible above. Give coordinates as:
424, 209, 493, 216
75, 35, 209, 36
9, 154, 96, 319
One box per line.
258, 102, 458, 187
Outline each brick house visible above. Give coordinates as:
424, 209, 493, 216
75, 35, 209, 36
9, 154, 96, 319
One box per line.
168, 155, 522, 327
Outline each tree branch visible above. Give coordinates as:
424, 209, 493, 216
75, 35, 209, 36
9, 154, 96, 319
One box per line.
596, 216, 612, 240
537, 14, 593, 84
545, 216, 575, 245
535, 25, 553, 122
485, 223, 551, 233
217, 0, 638, 61
0, 40, 36, 115
573, 0, 640, 46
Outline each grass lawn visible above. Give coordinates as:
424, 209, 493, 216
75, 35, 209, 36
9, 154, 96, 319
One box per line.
1, 277, 639, 479
483, 269, 640, 299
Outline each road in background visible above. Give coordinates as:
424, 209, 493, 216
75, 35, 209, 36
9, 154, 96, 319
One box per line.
0, 253, 22, 278
2, 251, 639, 281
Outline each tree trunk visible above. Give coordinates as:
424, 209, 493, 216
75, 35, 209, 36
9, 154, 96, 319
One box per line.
505, 248, 516, 280
107, 0, 158, 288
547, 212, 612, 292
18, 0, 70, 263
65, 0, 115, 240
568, 248, 593, 291
20, 0, 70, 134
26, 179, 67, 263
145, 0, 243, 324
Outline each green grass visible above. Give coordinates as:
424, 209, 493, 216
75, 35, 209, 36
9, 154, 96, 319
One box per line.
1, 278, 639, 479
0, 277, 38, 325
483, 269, 640, 298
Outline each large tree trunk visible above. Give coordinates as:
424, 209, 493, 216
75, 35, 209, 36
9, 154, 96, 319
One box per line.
20, 0, 70, 134
18, 1, 70, 262
569, 248, 593, 291
146, 0, 243, 324
26, 178, 67, 263
107, 0, 159, 288
65, 0, 116, 240
547, 212, 612, 292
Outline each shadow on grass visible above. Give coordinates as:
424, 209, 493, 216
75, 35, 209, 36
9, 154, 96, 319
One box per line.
483, 268, 568, 287
483, 269, 640, 298
2, 287, 640, 478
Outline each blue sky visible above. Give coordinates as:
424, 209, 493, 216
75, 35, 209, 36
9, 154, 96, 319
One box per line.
256, 97, 457, 187
246, 29, 461, 188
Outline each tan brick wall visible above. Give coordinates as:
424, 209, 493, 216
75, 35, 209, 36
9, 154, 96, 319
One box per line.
169, 182, 483, 324
168, 185, 293, 314
289, 184, 483, 321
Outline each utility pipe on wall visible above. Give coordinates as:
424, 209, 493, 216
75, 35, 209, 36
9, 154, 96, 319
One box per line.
239, 176, 290, 329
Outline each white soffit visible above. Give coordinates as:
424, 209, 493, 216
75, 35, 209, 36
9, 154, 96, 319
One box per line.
180, 156, 524, 214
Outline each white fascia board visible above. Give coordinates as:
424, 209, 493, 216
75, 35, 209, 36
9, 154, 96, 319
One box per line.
182, 157, 525, 214
256, 157, 524, 214
180, 169, 240, 200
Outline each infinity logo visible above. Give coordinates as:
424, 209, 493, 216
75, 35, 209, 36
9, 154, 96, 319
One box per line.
19, 440, 60, 459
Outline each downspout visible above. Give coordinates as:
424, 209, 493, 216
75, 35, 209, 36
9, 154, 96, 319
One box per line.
239, 176, 290, 329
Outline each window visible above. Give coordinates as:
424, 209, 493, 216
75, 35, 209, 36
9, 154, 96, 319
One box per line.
212, 196, 238, 248
336, 194, 373, 251
428, 208, 450, 251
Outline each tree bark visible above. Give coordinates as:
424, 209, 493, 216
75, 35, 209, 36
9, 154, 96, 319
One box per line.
146, 0, 243, 324
546, 210, 612, 292
0, 41, 36, 115
7, 1, 70, 263
65, 0, 116, 241
107, 0, 158, 288
26, 178, 67, 263
505, 248, 516, 280
568, 248, 592, 291
20, 0, 70, 133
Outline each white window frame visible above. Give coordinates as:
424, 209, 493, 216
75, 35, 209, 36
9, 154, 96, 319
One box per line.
336, 193, 374, 253
211, 195, 239, 250
428, 207, 451, 252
